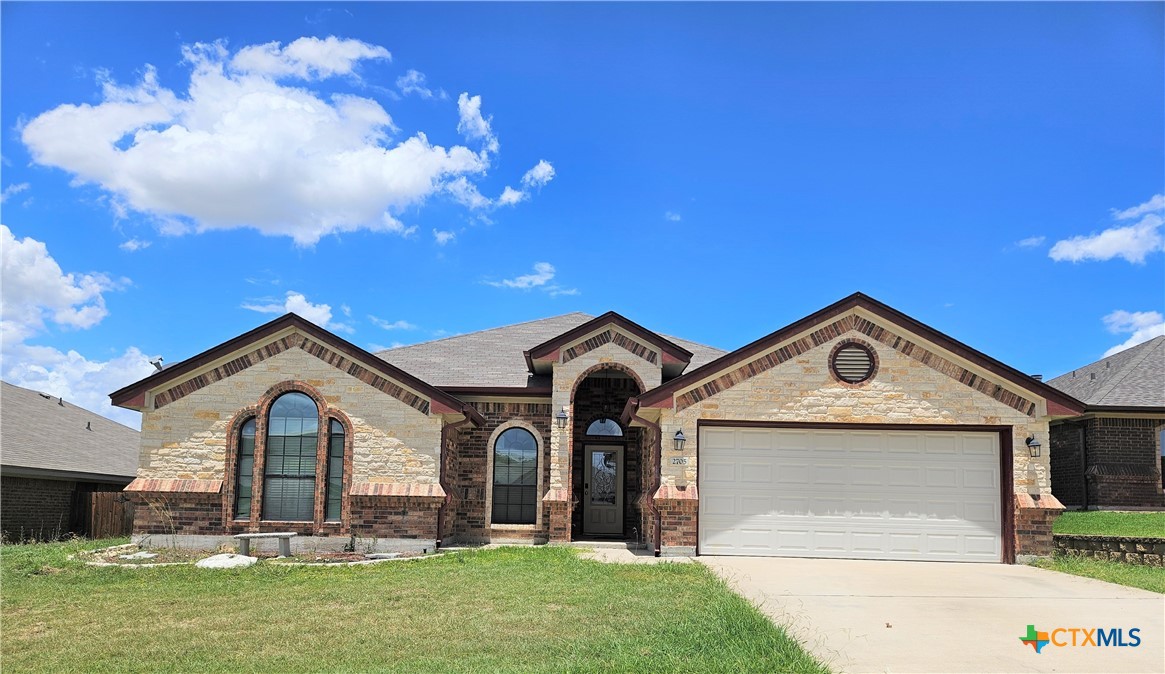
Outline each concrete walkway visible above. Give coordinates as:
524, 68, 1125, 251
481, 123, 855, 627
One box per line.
702, 556, 1164, 674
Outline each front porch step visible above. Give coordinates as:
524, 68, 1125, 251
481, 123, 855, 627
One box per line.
567, 540, 641, 550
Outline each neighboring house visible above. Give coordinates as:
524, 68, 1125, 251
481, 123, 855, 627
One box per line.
1046, 336, 1165, 509
110, 293, 1085, 562
1, 381, 140, 541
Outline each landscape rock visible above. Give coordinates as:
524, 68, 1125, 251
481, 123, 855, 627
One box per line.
119, 551, 159, 560
195, 553, 258, 569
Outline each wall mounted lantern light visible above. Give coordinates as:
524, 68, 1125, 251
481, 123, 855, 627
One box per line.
555, 407, 569, 430
1025, 436, 1042, 458
673, 430, 686, 451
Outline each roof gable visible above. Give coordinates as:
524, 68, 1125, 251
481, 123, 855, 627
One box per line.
524, 311, 695, 377
1047, 336, 1165, 409
637, 293, 1085, 417
110, 314, 483, 424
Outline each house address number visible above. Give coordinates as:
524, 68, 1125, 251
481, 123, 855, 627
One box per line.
670, 457, 689, 465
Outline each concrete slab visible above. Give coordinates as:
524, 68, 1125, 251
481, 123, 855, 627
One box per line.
701, 556, 1164, 674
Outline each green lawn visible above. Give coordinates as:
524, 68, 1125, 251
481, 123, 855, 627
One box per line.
1032, 555, 1165, 594
1, 539, 828, 674
1053, 510, 1165, 537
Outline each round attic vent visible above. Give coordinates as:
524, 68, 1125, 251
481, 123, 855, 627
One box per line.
832, 343, 875, 384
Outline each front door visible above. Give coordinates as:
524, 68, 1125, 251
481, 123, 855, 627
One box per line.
583, 445, 624, 536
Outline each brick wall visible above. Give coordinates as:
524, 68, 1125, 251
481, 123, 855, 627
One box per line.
656, 491, 698, 554
131, 492, 223, 536
1050, 421, 1085, 506
1051, 416, 1164, 508
1014, 494, 1061, 557
452, 402, 552, 544
349, 495, 439, 541
1, 476, 75, 542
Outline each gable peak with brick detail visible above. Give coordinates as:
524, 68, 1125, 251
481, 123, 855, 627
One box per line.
523, 311, 696, 379
635, 293, 1084, 418
110, 313, 484, 424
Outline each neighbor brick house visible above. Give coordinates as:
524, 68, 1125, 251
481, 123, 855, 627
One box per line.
111, 293, 1085, 561
1047, 336, 1165, 509
2, 381, 139, 541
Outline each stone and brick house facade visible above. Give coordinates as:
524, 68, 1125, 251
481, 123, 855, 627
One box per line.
111, 293, 1086, 560
1047, 336, 1165, 509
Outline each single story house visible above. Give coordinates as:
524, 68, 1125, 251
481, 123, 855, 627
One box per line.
1, 381, 140, 541
110, 293, 1085, 562
1047, 336, 1165, 509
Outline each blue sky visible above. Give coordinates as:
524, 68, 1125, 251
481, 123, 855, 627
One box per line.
2, 2, 1162, 427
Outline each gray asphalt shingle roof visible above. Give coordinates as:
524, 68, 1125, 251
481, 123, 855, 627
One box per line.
1, 381, 140, 480
376, 313, 727, 388
1047, 336, 1165, 408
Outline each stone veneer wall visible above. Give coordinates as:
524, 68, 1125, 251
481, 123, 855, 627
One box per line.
137, 346, 443, 488
1054, 534, 1165, 566
451, 401, 553, 544
657, 322, 1055, 556
549, 335, 663, 541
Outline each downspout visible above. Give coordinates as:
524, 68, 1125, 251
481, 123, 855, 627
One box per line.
437, 413, 475, 550
625, 398, 663, 557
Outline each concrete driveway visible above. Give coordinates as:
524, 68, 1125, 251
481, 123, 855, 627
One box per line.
701, 556, 1164, 674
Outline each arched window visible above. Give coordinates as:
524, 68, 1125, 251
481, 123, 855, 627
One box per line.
586, 418, 623, 437
325, 419, 345, 522
263, 392, 318, 521
492, 427, 538, 524
234, 419, 256, 519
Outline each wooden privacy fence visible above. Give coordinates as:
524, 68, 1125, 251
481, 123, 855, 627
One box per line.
72, 490, 135, 539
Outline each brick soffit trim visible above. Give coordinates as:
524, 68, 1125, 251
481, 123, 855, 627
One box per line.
562, 328, 660, 366
153, 331, 432, 414
672, 312, 1041, 416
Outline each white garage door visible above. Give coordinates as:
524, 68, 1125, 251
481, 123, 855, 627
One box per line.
699, 426, 1001, 562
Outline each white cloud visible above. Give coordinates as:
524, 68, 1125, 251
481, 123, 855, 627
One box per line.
487, 261, 556, 289
1015, 235, 1044, 248
397, 69, 444, 99
1049, 195, 1164, 264
446, 176, 490, 210
521, 159, 555, 189
498, 160, 556, 207
1, 225, 122, 345
486, 262, 577, 296
340, 304, 352, 317
119, 238, 151, 252
1112, 194, 1165, 221
0, 226, 151, 428
1, 182, 29, 204
368, 316, 417, 331
1101, 309, 1165, 357
368, 341, 406, 352
19, 37, 547, 247
433, 229, 456, 245
242, 291, 353, 333
497, 186, 527, 206
456, 92, 499, 154
230, 36, 390, 80
665, 211, 682, 222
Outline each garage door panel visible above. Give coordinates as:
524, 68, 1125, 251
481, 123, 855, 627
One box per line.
700, 427, 1002, 562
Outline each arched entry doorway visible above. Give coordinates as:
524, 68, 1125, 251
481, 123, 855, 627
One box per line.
570, 366, 644, 539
